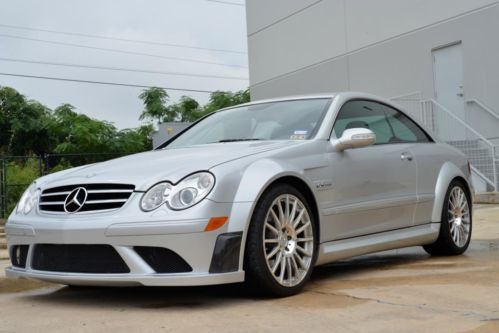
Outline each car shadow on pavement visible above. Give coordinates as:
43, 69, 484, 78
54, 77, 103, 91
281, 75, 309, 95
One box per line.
20, 283, 255, 309
311, 250, 430, 283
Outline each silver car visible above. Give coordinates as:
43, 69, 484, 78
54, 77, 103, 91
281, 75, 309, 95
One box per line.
6, 92, 473, 296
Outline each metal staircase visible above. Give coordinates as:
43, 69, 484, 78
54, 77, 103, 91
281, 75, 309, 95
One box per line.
390, 93, 499, 192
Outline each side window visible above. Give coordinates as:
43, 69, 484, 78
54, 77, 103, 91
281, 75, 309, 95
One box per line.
382, 105, 432, 143
332, 100, 431, 144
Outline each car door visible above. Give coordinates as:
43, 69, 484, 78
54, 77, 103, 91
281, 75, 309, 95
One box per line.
320, 100, 419, 241
386, 111, 436, 226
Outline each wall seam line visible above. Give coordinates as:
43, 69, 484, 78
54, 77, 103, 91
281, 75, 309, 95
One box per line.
250, 1, 499, 89
247, 0, 323, 37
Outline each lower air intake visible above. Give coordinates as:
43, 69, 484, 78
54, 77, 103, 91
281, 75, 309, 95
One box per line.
10, 245, 29, 268
134, 246, 192, 273
32, 244, 130, 274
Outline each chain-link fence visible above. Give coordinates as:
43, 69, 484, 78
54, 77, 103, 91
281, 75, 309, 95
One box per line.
0, 152, 136, 218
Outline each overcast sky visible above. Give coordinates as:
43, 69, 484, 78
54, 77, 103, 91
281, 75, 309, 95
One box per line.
0, 0, 248, 129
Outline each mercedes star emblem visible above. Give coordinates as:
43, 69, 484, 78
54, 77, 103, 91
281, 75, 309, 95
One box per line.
64, 187, 88, 213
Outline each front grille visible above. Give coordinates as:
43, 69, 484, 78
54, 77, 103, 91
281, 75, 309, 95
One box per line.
134, 246, 193, 273
39, 183, 135, 213
32, 244, 130, 273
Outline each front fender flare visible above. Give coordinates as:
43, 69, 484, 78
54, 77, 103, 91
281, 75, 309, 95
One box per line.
431, 161, 472, 222
229, 158, 317, 231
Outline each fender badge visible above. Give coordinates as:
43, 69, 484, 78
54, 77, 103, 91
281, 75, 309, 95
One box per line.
314, 180, 333, 190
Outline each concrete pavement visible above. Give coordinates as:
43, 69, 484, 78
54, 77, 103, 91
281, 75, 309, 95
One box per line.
0, 205, 498, 333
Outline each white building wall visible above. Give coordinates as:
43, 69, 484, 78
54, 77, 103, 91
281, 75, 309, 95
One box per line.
246, 0, 499, 116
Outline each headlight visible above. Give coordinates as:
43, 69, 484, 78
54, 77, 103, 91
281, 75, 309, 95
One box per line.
140, 182, 173, 211
169, 172, 215, 210
16, 183, 40, 215
140, 172, 215, 212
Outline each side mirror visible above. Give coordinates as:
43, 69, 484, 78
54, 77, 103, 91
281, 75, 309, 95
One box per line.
332, 128, 376, 152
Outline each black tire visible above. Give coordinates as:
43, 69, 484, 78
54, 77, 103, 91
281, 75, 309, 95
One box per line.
423, 179, 472, 256
244, 183, 318, 297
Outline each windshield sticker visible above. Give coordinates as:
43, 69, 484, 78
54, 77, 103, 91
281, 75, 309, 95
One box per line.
291, 130, 307, 140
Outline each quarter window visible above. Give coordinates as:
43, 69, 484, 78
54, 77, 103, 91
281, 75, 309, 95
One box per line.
332, 100, 431, 144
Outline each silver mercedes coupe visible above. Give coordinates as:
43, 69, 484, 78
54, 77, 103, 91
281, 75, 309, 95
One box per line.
6, 92, 473, 296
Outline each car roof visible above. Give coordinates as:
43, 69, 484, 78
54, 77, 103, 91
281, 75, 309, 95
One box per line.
219, 92, 397, 110
214, 91, 437, 142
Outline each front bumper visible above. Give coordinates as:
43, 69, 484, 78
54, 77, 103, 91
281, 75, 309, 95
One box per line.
5, 267, 244, 286
5, 199, 254, 286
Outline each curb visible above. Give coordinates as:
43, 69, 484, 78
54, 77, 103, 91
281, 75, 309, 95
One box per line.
474, 192, 499, 204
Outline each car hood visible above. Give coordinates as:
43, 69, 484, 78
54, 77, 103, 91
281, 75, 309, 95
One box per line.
37, 141, 300, 191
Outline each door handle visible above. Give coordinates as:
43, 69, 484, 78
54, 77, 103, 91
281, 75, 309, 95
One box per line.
401, 152, 413, 161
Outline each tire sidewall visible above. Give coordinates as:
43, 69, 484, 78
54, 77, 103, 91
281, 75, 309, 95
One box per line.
439, 180, 472, 254
245, 184, 318, 296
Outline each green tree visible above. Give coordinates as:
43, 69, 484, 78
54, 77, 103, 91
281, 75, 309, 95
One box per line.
0, 86, 25, 152
114, 124, 153, 152
139, 87, 175, 123
0, 86, 54, 155
10, 101, 53, 156
199, 89, 251, 118
168, 96, 201, 122
49, 104, 117, 154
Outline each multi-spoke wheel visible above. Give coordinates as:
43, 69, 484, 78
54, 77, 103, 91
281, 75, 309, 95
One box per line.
447, 186, 471, 247
423, 180, 472, 256
263, 194, 314, 287
245, 184, 317, 296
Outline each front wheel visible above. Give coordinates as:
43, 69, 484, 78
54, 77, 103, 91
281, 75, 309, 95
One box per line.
423, 180, 472, 256
244, 184, 317, 297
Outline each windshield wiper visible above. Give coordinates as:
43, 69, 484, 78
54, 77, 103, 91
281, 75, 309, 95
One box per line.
216, 138, 263, 143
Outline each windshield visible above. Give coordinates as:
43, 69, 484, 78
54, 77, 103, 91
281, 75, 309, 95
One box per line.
166, 98, 331, 148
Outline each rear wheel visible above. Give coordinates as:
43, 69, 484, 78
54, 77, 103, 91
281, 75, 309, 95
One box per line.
423, 180, 472, 256
244, 184, 317, 297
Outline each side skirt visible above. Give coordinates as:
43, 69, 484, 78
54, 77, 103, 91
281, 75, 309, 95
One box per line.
316, 223, 440, 266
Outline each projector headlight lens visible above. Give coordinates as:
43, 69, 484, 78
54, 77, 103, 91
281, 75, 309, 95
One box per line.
140, 182, 172, 211
140, 172, 215, 211
169, 172, 215, 210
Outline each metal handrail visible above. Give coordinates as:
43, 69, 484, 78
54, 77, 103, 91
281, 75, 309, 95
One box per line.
389, 91, 422, 101
470, 165, 496, 191
466, 98, 499, 123
424, 99, 498, 191
426, 99, 497, 150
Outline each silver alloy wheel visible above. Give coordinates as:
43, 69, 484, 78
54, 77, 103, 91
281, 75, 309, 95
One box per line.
448, 186, 471, 247
263, 194, 314, 287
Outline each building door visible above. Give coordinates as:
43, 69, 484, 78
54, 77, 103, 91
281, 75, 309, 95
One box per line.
432, 43, 465, 140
